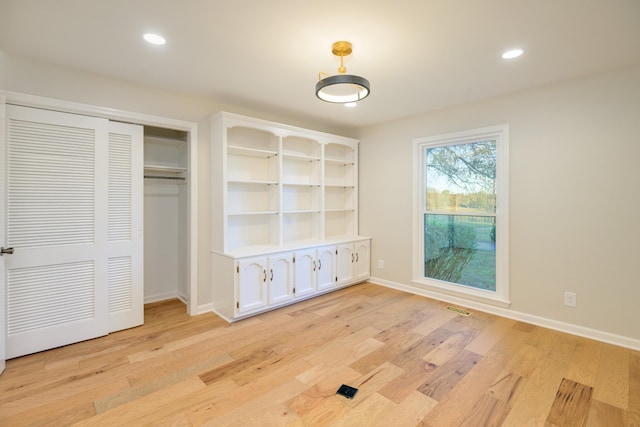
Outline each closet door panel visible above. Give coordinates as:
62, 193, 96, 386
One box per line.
5, 105, 109, 358
107, 122, 143, 332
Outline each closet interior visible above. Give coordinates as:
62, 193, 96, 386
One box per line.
143, 126, 189, 305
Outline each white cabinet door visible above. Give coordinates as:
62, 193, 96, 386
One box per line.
336, 243, 355, 286
354, 240, 371, 281
107, 122, 144, 332
294, 249, 317, 298
317, 245, 336, 291
4, 105, 110, 358
269, 253, 294, 305
236, 257, 268, 314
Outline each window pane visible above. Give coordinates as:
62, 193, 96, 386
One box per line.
424, 214, 496, 291
425, 141, 496, 214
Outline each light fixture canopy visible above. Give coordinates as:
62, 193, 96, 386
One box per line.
316, 41, 370, 104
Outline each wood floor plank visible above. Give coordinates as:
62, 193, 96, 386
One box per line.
1, 284, 638, 426
592, 344, 630, 409
342, 361, 405, 408
501, 356, 567, 426
486, 369, 524, 405
287, 366, 362, 417
423, 326, 479, 367
419, 349, 509, 426
378, 359, 438, 404
629, 350, 640, 426
565, 337, 603, 387
465, 316, 516, 356
74, 376, 206, 426
329, 392, 396, 427
202, 378, 308, 426
95, 352, 233, 413
373, 390, 438, 427
545, 378, 593, 426
459, 394, 511, 427
417, 349, 481, 401
585, 399, 629, 427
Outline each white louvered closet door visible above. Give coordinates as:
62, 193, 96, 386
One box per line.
107, 122, 143, 332
5, 105, 109, 358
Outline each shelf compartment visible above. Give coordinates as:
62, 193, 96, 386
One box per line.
228, 126, 278, 152
282, 155, 320, 186
283, 135, 321, 159
228, 151, 278, 182
227, 214, 279, 250
325, 186, 355, 211
283, 211, 321, 243
325, 143, 355, 164
228, 181, 279, 214
282, 185, 320, 212
144, 131, 187, 173
324, 162, 355, 187
325, 210, 356, 238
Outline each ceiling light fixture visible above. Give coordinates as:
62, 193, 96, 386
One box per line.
316, 41, 370, 104
502, 48, 523, 59
143, 33, 166, 45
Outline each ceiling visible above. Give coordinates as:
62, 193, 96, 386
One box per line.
1, 0, 639, 130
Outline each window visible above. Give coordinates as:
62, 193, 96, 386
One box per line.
413, 125, 509, 306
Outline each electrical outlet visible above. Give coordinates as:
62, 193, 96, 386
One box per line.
564, 291, 577, 307
378, 259, 384, 269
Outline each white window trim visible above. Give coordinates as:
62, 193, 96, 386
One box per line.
412, 125, 510, 307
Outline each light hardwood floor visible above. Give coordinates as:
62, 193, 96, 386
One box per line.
1, 282, 638, 426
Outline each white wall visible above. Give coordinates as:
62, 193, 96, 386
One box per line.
358, 64, 640, 344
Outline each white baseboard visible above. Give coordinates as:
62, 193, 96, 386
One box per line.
144, 291, 179, 305
369, 276, 640, 351
197, 303, 215, 316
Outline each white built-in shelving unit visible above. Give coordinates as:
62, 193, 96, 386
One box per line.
211, 112, 370, 321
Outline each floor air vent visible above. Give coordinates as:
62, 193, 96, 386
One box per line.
445, 306, 471, 316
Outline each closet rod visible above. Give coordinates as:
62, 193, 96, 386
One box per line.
144, 175, 186, 181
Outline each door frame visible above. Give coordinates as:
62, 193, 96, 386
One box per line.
0, 91, 199, 317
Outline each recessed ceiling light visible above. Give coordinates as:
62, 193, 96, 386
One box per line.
502, 48, 524, 59
143, 33, 166, 45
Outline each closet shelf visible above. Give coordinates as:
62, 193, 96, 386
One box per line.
144, 175, 186, 182
144, 135, 187, 146
144, 165, 187, 173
